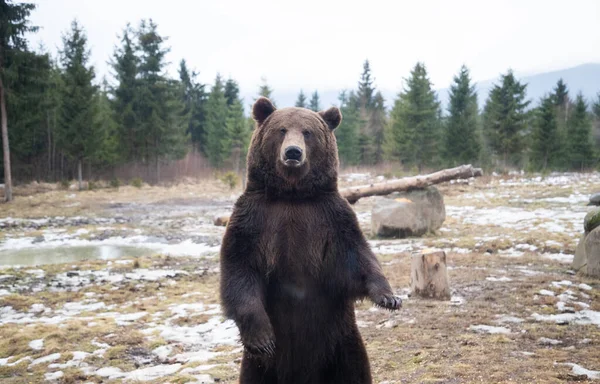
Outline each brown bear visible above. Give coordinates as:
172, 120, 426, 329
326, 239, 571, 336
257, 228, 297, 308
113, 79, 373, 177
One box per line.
220, 97, 401, 384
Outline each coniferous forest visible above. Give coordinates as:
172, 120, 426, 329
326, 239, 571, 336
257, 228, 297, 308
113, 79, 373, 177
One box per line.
2, 1, 600, 201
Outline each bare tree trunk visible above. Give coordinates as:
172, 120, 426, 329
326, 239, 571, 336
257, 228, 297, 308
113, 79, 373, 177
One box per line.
77, 159, 83, 190
340, 164, 483, 204
155, 156, 160, 185
0, 75, 12, 202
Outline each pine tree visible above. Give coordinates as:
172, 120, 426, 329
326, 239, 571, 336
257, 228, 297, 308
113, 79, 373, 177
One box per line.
226, 98, 250, 174
335, 90, 360, 166
224, 78, 240, 107
309, 90, 321, 112
551, 78, 570, 168
295, 90, 307, 108
178, 59, 206, 154
357, 60, 375, 110
92, 79, 118, 168
368, 91, 386, 164
136, 19, 187, 182
386, 62, 441, 171
205, 74, 229, 167
58, 20, 98, 190
0, 0, 38, 201
591, 93, 600, 149
111, 24, 139, 162
445, 65, 481, 166
482, 70, 530, 168
567, 93, 594, 170
530, 95, 560, 170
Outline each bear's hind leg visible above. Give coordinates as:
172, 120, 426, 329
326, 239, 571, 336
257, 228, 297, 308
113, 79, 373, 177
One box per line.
323, 330, 372, 384
240, 353, 277, 384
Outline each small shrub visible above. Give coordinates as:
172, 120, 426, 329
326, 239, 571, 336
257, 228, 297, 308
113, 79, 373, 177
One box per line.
88, 181, 97, 190
131, 177, 143, 188
109, 178, 121, 189
59, 179, 71, 189
220, 171, 239, 190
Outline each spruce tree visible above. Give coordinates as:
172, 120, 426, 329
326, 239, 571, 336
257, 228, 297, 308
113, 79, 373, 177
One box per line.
205, 74, 229, 167
111, 24, 139, 162
357, 60, 375, 109
92, 79, 118, 168
551, 78, 570, 168
58, 20, 97, 190
530, 95, 560, 170
295, 90, 307, 108
0, 0, 38, 200
224, 78, 240, 107
567, 93, 594, 170
335, 90, 360, 166
445, 65, 481, 166
136, 19, 187, 182
309, 90, 321, 112
178, 59, 206, 154
482, 70, 530, 168
368, 91, 386, 164
386, 62, 441, 171
226, 98, 250, 173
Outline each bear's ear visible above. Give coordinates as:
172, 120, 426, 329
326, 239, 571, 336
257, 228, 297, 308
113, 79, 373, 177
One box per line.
318, 107, 342, 131
252, 97, 276, 125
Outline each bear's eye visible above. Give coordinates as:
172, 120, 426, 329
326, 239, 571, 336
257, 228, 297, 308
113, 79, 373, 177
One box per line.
280, 128, 287, 135
303, 130, 311, 138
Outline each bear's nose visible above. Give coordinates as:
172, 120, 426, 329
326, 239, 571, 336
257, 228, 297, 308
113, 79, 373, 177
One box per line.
284, 146, 303, 161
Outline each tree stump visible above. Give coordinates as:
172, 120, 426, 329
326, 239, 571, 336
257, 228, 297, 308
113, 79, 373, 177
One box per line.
410, 249, 451, 300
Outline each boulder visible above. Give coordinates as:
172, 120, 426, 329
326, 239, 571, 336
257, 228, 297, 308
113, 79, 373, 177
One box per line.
371, 187, 445, 238
584, 209, 600, 234
588, 193, 600, 206
584, 227, 600, 277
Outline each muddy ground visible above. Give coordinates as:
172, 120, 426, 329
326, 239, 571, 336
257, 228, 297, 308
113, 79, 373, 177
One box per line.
0, 172, 599, 383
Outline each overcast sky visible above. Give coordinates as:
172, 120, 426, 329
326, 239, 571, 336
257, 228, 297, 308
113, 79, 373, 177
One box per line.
28, 0, 600, 97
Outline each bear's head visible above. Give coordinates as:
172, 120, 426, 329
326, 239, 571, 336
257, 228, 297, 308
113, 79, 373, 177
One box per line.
246, 97, 342, 199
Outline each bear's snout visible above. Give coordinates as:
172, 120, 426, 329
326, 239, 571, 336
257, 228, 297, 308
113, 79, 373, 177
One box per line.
284, 146, 303, 162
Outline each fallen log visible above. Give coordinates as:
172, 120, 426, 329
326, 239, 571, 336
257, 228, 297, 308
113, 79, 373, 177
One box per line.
340, 164, 483, 204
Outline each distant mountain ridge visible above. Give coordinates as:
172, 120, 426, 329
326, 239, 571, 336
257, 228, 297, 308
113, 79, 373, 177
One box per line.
241, 63, 600, 112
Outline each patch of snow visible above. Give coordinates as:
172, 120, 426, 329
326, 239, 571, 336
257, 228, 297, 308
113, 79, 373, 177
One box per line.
450, 296, 465, 306
578, 283, 593, 291
552, 280, 573, 288
44, 371, 64, 381
126, 363, 182, 381
538, 337, 562, 345
531, 309, 600, 327
542, 253, 573, 263
28, 339, 44, 350
29, 352, 60, 367
152, 345, 172, 361
468, 325, 511, 334
25, 269, 45, 278
539, 290, 555, 296
557, 363, 600, 380
486, 276, 513, 282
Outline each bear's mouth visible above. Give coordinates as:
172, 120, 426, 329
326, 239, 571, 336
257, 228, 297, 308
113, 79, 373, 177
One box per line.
283, 159, 303, 168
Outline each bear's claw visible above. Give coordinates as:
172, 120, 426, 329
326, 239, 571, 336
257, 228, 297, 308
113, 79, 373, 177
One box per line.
244, 337, 276, 358
375, 294, 402, 310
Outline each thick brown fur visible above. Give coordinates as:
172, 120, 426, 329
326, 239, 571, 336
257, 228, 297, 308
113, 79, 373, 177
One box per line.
220, 97, 401, 384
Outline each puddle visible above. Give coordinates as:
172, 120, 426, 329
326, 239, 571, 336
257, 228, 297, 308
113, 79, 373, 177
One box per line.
0, 245, 155, 267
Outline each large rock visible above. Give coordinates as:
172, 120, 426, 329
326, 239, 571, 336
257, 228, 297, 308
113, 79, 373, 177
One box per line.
584, 227, 600, 277
588, 193, 600, 206
584, 209, 600, 234
371, 187, 445, 238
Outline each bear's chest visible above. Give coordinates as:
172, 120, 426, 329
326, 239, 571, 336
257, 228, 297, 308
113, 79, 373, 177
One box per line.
259, 201, 330, 279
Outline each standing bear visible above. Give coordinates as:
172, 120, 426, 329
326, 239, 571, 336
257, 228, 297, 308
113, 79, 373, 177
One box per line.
220, 97, 401, 384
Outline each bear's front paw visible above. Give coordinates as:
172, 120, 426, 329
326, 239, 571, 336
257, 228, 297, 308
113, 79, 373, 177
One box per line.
242, 328, 276, 358
372, 293, 402, 311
